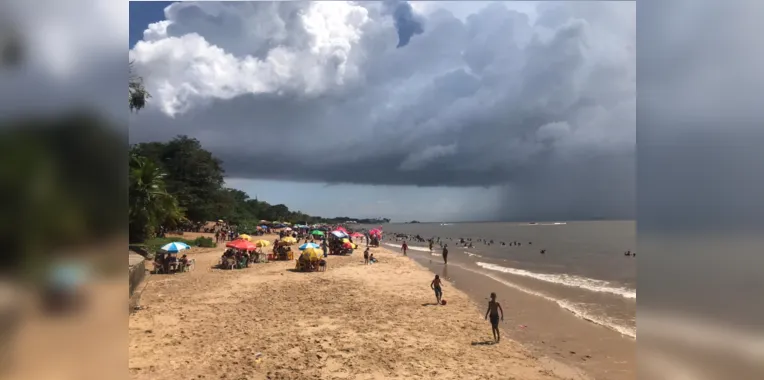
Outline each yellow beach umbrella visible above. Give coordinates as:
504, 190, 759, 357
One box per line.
303, 248, 320, 260
341, 238, 350, 243
280, 236, 297, 245
239, 234, 252, 241
254, 239, 270, 247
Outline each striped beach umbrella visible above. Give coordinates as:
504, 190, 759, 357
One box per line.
160, 242, 191, 253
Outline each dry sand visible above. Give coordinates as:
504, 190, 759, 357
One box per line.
129, 233, 590, 380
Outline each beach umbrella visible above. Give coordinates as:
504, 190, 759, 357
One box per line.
280, 236, 297, 245
302, 248, 320, 260
299, 242, 320, 250
239, 234, 252, 241
226, 239, 257, 251
350, 232, 364, 238
342, 242, 353, 249
284, 227, 293, 232
331, 230, 348, 238
160, 242, 191, 253
341, 238, 350, 243
218, 219, 224, 223
335, 226, 348, 233
254, 240, 270, 247
310, 230, 324, 236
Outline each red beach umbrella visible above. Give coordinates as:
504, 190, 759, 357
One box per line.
226, 239, 257, 251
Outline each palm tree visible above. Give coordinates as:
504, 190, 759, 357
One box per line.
129, 154, 183, 242
129, 60, 150, 112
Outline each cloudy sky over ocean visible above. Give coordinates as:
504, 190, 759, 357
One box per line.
128, 1, 635, 222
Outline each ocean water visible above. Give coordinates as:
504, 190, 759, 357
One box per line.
368, 221, 636, 338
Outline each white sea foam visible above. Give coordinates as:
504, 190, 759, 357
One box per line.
476, 262, 636, 300
464, 251, 482, 258
454, 264, 636, 338
384, 243, 432, 253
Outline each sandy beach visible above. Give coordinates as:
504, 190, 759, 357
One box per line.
129, 233, 589, 380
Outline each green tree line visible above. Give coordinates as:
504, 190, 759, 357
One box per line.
129, 136, 389, 242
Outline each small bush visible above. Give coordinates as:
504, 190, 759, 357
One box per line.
194, 236, 215, 248
142, 237, 196, 253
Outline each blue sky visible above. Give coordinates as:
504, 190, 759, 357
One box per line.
129, 1, 174, 48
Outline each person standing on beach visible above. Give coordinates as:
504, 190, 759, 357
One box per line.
442, 245, 449, 264
401, 241, 408, 255
484, 292, 504, 343
431, 275, 443, 304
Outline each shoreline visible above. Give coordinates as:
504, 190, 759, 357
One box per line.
129, 233, 588, 379
379, 242, 634, 380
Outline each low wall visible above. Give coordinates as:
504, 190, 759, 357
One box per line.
128, 253, 146, 298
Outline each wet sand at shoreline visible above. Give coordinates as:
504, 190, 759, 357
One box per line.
407, 249, 634, 380
129, 233, 588, 379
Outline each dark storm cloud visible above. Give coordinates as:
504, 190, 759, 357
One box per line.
129, 2, 635, 220
383, 0, 424, 47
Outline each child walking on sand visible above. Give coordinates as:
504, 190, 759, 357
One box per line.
484, 292, 504, 343
430, 275, 443, 305
363, 247, 370, 265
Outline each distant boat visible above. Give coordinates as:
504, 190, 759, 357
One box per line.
529, 222, 537, 225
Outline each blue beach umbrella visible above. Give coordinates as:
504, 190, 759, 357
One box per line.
298, 242, 320, 250
160, 242, 191, 253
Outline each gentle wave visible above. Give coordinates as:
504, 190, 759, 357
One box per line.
464, 251, 482, 258
454, 264, 636, 338
384, 243, 432, 253
476, 262, 636, 299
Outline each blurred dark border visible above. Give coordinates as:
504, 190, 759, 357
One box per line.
637, 0, 764, 378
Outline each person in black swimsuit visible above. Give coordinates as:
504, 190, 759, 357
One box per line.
484, 292, 504, 343
442, 245, 448, 264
